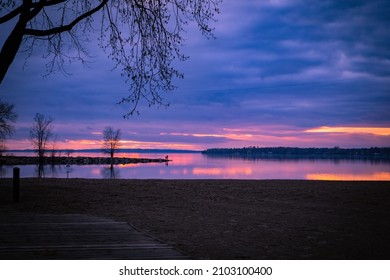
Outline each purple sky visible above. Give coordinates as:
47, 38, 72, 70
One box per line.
1, 0, 390, 150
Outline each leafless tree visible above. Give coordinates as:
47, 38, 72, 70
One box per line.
0, 0, 222, 116
0, 99, 17, 154
102, 126, 121, 160
0, 99, 17, 139
0, 140, 7, 157
29, 113, 54, 163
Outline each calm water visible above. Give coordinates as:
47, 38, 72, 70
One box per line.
1, 152, 390, 180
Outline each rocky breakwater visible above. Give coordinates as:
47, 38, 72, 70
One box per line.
0, 156, 170, 165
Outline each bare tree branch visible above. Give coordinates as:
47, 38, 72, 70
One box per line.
0, 0, 222, 116
0, 0, 67, 24
0, 5, 22, 23
25, 0, 108, 36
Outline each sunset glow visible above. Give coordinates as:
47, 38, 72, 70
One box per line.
161, 132, 254, 141
305, 127, 390, 136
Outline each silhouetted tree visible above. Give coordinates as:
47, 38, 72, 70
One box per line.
29, 113, 54, 163
0, 140, 7, 157
0, 0, 221, 116
102, 126, 121, 160
0, 99, 17, 155
0, 99, 17, 139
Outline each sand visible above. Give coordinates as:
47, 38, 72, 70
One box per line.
1, 178, 390, 259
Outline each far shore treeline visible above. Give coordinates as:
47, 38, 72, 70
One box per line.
202, 147, 390, 160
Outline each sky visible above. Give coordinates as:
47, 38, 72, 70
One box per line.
1, 0, 390, 151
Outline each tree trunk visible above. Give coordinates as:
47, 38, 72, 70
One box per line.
0, 2, 31, 83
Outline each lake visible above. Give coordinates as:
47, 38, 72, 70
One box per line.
1, 152, 390, 180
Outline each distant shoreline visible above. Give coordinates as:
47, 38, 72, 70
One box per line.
203, 146, 390, 160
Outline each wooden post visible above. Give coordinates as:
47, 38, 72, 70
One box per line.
13, 167, 20, 202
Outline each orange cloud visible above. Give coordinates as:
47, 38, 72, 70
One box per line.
166, 132, 254, 141
64, 139, 104, 149
305, 126, 390, 136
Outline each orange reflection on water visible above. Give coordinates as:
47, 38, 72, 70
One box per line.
192, 167, 253, 176
306, 172, 390, 181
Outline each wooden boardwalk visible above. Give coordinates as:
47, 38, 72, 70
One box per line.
0, 214, 188, 260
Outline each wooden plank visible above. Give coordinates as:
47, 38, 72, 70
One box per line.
0, 248, 189, 260
0, 214, 114, 223
0, 214, 188, 260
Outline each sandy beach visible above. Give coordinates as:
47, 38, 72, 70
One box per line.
1, 178, 390, 259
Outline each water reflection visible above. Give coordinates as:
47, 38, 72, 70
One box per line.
306, 172, 390, 181
35, 164, 44, 178
101, 165, 120, 179
2, 153, 390, 180
192, 167, 253, 176
65, 164, 73, 179
0, 165, 6, 177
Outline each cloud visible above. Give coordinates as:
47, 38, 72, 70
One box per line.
305, 126, 390, 136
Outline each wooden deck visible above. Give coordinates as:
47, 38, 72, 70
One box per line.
0, 214, 188, 260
